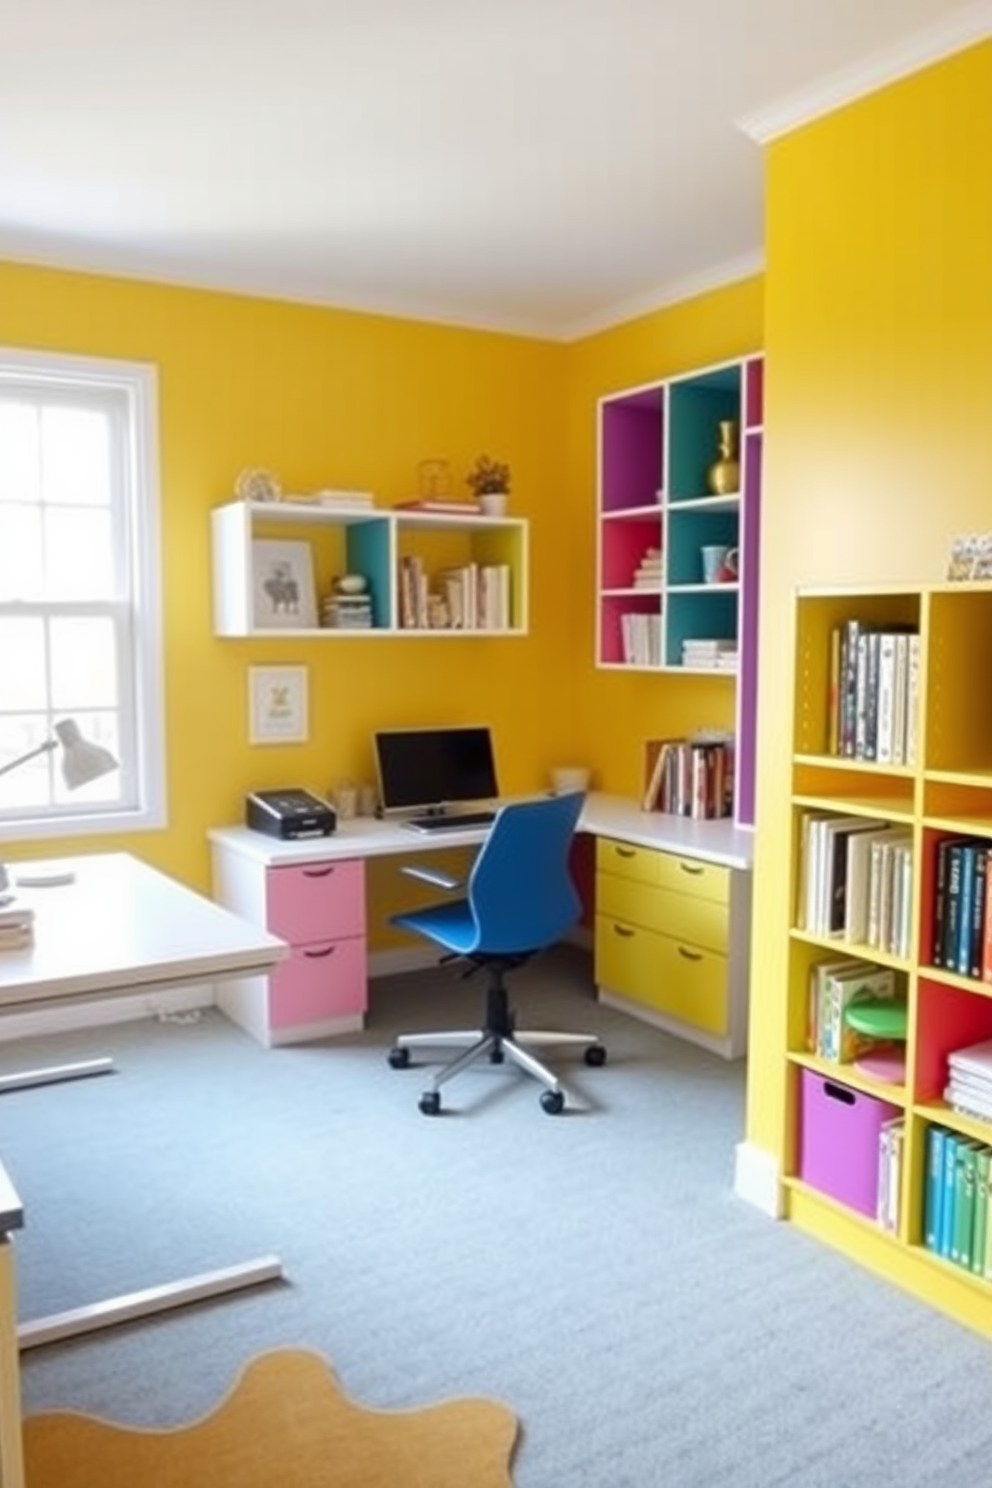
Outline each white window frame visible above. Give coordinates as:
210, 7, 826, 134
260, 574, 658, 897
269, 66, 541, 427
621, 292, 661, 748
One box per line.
0, 346, 166, 839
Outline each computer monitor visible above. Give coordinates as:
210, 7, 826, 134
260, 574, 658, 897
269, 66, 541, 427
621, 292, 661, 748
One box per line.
373, 726, 499, 816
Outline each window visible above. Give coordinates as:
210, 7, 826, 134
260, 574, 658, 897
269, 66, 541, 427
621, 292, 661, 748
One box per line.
0, 347, 165, 838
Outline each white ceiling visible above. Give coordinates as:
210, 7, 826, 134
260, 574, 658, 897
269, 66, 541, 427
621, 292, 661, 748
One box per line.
1, 0, 988, 340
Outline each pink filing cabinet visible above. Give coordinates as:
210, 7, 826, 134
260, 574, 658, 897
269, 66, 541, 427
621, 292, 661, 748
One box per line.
265, 861, 367, 1033
210, 841, 367, 1046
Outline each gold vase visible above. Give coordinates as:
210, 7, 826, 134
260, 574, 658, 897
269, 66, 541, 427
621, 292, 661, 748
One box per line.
706, 419, 740, 496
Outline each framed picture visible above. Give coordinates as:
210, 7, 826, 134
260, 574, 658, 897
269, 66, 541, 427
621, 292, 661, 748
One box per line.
251, 539, 317, 629
248, 665, 309, 745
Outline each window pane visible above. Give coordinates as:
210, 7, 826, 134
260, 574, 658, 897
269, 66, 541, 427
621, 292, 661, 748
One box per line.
0, 401, 41, 504
51, 617, 118, 709
0, 505, 43, 599
41, 406, 112, 508
45, 507, 114, 597
0, 617, 47, 709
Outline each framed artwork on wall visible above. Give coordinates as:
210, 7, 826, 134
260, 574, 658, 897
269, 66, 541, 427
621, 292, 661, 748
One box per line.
251, 539, 317, 629
248, 665, 309, 745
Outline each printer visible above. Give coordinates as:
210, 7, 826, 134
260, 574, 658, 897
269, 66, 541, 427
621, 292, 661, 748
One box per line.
246, 788, 337, 840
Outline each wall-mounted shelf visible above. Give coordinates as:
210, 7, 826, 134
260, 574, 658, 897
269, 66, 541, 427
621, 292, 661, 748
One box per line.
211, 500, 529, 638
595, 354, 763, 825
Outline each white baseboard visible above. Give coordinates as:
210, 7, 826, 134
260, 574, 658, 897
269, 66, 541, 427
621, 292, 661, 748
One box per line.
0, 985, 214, 1044
733, 1140, 784, 1218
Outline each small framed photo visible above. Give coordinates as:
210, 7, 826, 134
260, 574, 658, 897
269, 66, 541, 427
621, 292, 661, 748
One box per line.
252, 539, 317, 629
248, 665, 309, 745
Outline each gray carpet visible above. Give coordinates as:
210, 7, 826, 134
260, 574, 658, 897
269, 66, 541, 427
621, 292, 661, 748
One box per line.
4, 946, 992, 1487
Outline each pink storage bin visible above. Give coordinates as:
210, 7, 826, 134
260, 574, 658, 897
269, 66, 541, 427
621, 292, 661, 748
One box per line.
798, 1070, 900, 1218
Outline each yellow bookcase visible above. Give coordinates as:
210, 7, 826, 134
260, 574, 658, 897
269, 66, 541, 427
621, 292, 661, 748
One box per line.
783, 582, 992, 1337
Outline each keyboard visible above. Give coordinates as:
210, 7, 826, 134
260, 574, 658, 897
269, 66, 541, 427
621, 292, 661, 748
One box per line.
402, 811, 496, 834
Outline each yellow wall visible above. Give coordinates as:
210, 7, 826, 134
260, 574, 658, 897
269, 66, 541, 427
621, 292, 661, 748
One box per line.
0, 266, 571, 891
746, 39, 992, 1161
0, 260, 762, 906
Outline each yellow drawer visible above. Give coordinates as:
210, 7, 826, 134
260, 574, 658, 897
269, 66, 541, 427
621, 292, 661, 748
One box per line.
596, 873, 728, 952
595, 915, 727, 1036
595, 837, 729, 904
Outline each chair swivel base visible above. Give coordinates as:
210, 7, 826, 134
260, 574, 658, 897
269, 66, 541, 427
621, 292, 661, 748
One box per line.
388, 1017, 606, 1116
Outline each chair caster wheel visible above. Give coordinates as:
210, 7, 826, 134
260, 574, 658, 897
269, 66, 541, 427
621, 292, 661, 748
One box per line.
540, 1089, 565, 1115
388, 1047, 411, 1070
419, 1092, 442, 1116
584, 1044, 607, 1067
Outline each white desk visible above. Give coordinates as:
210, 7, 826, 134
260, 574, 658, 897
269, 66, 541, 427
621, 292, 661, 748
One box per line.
0, 853, 288, 1488
209, 791, 755, 1051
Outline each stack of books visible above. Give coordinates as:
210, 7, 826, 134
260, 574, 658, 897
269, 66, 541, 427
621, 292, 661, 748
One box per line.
631, 547, 662, 589
321, 594, 373, 629
945, 1038, 992, 1121
0, 896, 35, 949
313, 489, 376, 512
681, 638, 737, 671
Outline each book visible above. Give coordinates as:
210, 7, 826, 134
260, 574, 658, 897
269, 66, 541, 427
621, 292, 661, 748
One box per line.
821, 962, 897, 1062
973, 1146, 991, 1276
806, 956, 865, 1054
843, 827, 892, 944
939, 1131, 961, 1259
642, 738, 674, 812
951, 1139, 982, 1268
924, 1125, 947, 1252
394, 499, 481, 514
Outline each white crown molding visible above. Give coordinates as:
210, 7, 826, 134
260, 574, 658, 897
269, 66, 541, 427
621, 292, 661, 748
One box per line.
560, 249, 766, 344
739, 1, 992, 144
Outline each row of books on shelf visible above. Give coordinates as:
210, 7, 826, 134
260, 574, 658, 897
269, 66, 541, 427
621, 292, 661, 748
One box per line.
620, 612, 662, 666
931, 837, 992, 981
805, 956, 900, 1062
827, 619, 920, 764
796, 814, 914, 957
924, 1119, 992, 1275
397, 557, 511, 631
877, 1117, 904, 1234
642, 734, 734, 819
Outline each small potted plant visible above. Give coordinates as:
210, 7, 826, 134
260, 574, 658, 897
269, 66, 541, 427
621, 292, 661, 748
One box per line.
466, 454, 511, 516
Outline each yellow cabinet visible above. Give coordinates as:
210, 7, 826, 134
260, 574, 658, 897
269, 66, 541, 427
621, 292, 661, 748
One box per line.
593, 835, 750, 1058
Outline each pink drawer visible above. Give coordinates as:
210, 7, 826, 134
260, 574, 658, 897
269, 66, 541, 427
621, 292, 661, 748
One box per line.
269, 935, 367, 1029
266, 859, 365, 944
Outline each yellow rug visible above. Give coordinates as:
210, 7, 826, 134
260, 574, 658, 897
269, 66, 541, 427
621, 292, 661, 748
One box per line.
24, 1347, 518, 1488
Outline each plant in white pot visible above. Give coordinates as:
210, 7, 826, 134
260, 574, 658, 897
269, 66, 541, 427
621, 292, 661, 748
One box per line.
466, 454, 511, 515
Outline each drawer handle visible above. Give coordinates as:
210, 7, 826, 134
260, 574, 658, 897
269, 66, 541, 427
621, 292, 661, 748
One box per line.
303, 866, 336, 879
613, 847, 637, 860
677, 945, 703, 962
612, 924, 635, 939
303, 945, 337, 960
678, 862, 704, 877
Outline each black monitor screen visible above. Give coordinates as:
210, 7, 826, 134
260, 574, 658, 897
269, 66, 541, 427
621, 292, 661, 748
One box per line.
373, 726, 499, 814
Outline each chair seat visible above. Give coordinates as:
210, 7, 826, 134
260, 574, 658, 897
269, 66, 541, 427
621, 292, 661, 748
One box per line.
392, 900, 477, 954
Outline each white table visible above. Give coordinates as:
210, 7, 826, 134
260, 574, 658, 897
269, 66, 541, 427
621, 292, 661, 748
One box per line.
0, 853, 288, 1488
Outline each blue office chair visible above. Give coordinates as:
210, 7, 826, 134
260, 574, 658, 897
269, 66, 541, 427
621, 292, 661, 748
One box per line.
387, 792, 606, 1114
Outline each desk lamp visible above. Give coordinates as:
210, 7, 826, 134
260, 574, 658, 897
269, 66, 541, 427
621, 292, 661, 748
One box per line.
0, 718, 119, 893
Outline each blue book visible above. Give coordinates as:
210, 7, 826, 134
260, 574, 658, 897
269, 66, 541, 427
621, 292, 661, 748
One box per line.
924, 1126, 947, 1252
939, 1132, 960, 1259
957, 844, 977, 976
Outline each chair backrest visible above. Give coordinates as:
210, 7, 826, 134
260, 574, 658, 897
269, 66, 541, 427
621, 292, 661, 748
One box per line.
465, 792, 585, 954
